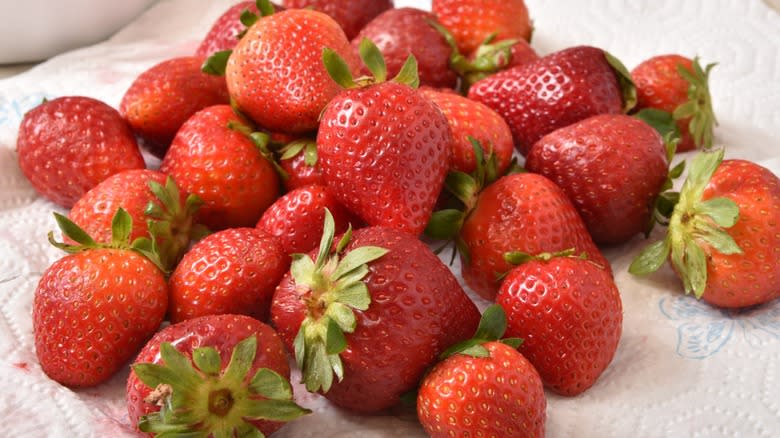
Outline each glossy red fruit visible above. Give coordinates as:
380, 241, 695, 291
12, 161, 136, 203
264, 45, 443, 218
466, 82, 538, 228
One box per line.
352, 8, 457, 89
460, 173, 610, 300
418, 342, 546, 438
420, 87, 513, 174
196, 1, 284, 56
282, 0, 393, 39
16, 96, 145, 208
432, 0, 532, 55
120, 56, 230, 157
526, 114, 669, 245
160, 105, 280, 230
226, 9, 359, 134
468, 46, 632, 156
497, 256, 623, 396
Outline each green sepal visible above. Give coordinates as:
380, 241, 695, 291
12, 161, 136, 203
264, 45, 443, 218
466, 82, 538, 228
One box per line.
628, 240, 670, 276
202, 50, 232, 76
392, 55, 420, 88
50, 212, 98, 251
673, 58, 718, 149
604, 51, 637, 113
323, 47, 356, 88
255, 0, 275, 17
243, 399, 311, 422
240, 9, 259, 28
424, 209, 465, 240
111, 207, 132, 244
635, 108, 681, 141
250, 368, 293, 400
144, 176, 202, 272
439, 304, 521, 360
192, 347, 222, 376
503, 248, 577, 266
695, 197, 739, 228
279, 139, 318, 168
358, 38, 387, 83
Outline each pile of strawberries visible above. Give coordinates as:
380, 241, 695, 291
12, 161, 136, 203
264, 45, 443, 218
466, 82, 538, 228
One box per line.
14, 0, 780, 437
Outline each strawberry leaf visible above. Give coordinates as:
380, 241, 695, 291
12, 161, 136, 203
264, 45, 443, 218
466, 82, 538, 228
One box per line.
695, 197, 739, 228
202, 50, 232, 76
392, 55, 420, 88
604, 51, 637, 113
255, 0, 275, 17
424, 209, 465, 240
635, 108, 681, 141
628, 240, 670, 276
674, 58, 718, 149
192, 346, 221, 376
358, 38, 387, 83
473, 304, 508, 341
250, 368, 292, 400
323, 48, 356, 89
52, 212, 97, 248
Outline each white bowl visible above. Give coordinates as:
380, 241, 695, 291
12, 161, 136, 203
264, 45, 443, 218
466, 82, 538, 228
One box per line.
0, 0, 158, 64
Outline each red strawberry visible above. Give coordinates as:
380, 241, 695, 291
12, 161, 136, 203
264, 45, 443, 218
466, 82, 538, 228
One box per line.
432, 0, 532, 55
276, 138, 325, 190
526, 114, 670, 245
16, 96, 145, 208
351, 7, 457, 89
120, 56, 230, 157
33, 209, 167, 387
127, 314, 309, 436
282, 0, 393, 39
468, 45, 636, 155
226, 8, 359, 134
196, 1, 285, 57
168, 228, 288, 323
417, 305, 546, 438
631, 150, 780, 308
420, 87, 513, 174
160, 104, 280, 230
318, 41, 452, 235
632, 55, 717, 151
270, 211, 481, 412
257, 184, 358, 255
497, 252, 623, 396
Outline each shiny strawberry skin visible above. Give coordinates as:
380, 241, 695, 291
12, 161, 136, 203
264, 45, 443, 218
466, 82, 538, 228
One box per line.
270, 226, 481, 412
432, 0, 532, 55
460, 173, 610, 300
317, 82, 451, 235
497, 257, 623, 396
352, 8, 457, 89
417, 342, 546, 438
160, 105, 280, 230
195, 1, 284, 57
420, 87, 513, 174
126, 314, 290, 435
526, 114, 669, 245
699, 160, 780, 308
468, 46, 624, 156
226, 9, 359, 134
282, 0, 393, 39
257, 184, 358, 255
16, 96, 145, 208
33, 249, 168, 387
120, 56, 230, 157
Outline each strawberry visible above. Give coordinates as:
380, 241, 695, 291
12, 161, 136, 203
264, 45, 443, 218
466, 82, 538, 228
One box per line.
631, 150, 780, 308
351, 7, 457, 89
257, 184, 358, 255
16, 96, 145, 208
432, 0, 532, 55
417, 305, 546, 438
270, 211, 480, 412
497, 251, 623, 396
276, 138, 325, 190
468, 45, 637, 156
526, 114, 671, 245
196, 1, 284, 57
282, 0, 393, 39
120, 56, 230, 157
632, 55, 717, 151
160, 104, 280, 230
318, 40, 452, 235
225, 7, 359, 134
127, 314, 309, 436
419, 87, 513, 174
33, 209, 168, 387
168, 228, 288, 323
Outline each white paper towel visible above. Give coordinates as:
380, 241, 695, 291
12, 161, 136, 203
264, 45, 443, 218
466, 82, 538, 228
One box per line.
0, 1, 778, 437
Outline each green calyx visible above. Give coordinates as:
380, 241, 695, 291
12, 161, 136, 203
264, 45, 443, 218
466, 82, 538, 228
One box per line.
227, 119, 290, 181
323, 38, 419, 89
439, 304, 522, 360
279, 138, 318, 168
202, 50, 232, 76
291, 209, 388, 393
132, 335, 310, 437
629, 149, 742, 298
604, 51, 637, 113
672, 57, 718, 149
503, 248, 581, 266
646, 133, 686, 234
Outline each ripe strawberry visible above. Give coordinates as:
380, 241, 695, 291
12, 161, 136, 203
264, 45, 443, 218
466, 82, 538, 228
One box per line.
127, 314, 309, 436
33, 209, 168, 387
497, 252, 623, 396
417, 305, 545, 438
351, 7, 457, 89
257, 184, 358, 255
632, 55, 717, 151
419, 87, 513, 174
270, 211, 481, 412
631, 150, 780, 308
160, 104, 280, 230
318, 41, 452, 235
432, 0, 532, 55
282, 0, 393, 39
168, 228, 288, 323
120, 56, 230, 157
468, 45, 637, 155
196, 1, 284, 57
276, 138, 325, 190
526, 114, 670, 245
225, 8, 359, 134
16, 96, 145, 208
